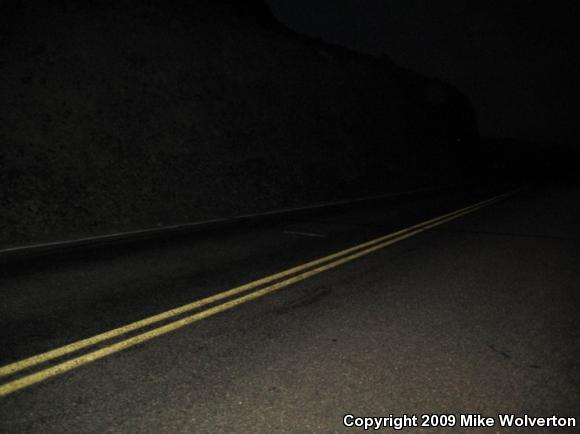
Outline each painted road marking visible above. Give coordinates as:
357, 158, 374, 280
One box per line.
283, 230, 327, 238
0, 191, 516, 397
0, 193, 503, 379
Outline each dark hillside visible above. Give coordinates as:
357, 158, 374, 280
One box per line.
0, 0, 478, 247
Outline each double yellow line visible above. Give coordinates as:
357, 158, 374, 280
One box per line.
0, 191, 515, 397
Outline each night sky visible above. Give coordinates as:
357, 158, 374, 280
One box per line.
266, 0, 580, 146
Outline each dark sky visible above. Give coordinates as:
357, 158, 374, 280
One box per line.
266, 0, 579, 146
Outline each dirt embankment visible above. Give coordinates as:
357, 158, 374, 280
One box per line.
0, 0, 478, 247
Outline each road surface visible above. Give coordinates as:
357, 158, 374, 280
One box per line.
0, 185, 578, 433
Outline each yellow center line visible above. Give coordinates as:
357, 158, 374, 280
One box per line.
0, 191, 516, 397
0, 193, 505, 379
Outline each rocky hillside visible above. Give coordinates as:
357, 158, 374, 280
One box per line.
0, 0, 478, 247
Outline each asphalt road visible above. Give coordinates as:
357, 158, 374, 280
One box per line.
0, 185, 578, 433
